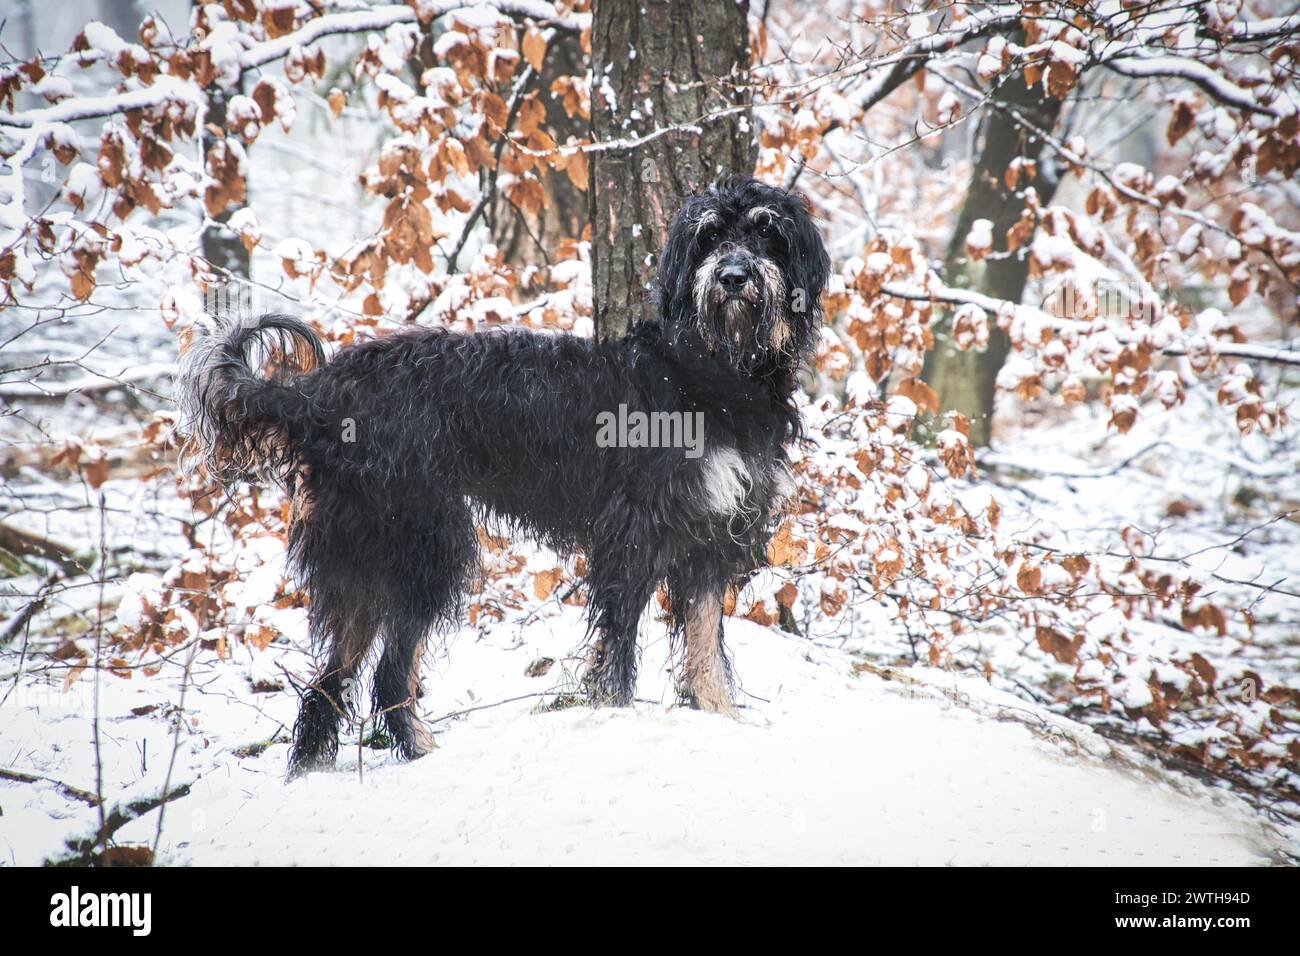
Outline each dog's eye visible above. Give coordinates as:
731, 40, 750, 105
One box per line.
707, 231, 720, 246
757, 223, 773, 239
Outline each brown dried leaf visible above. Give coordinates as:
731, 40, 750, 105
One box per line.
896, 376, 937, 415
1189, 652, 1217, 687
1035, 626, 1083, 664
533, 567, 562, 600
565, 148, 588, 191
766, 523, 807, 567
522, 26, 547, 71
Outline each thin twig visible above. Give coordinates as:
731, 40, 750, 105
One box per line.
428, 691, 556, 724
152, 639, 198, 861
0, 768, 102, 806
91, 493, 107, 852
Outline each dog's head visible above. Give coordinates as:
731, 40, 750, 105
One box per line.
656, 176, 830, 380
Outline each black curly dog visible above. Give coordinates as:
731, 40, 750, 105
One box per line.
178, 176, 830, 778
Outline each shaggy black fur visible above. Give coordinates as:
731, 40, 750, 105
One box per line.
178, 176, 830, 777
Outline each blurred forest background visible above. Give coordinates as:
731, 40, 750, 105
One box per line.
1, 0, 1298, 843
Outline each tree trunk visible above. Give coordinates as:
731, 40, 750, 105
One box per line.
489, 30, 588, 269
921, 68, 1064, 446
588, 0, 756, 340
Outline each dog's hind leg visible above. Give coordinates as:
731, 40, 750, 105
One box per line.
373, 617, 435, 761
286, 503, 389, 778
372, 504, 476, 761
288, 585, 380, 778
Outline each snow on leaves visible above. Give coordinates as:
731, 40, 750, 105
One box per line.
0, 0, 587, 309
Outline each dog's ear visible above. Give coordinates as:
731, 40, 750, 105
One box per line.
783, 191, 831, 341
655, 194, 707, 331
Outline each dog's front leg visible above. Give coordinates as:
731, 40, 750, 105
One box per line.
681, 590, 738, 717
583, 595, 647, 707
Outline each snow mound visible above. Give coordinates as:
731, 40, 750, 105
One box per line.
159, 621, 1277, 866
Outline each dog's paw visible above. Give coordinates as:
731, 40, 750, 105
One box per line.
682, 685, 739, 718
284, 753, 334, 781
402, 723, 438, 760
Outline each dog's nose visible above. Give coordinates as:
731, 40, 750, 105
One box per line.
718, 264, 749, 292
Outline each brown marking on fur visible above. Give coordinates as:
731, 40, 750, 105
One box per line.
248, 425, 290, 470
682, 592, 737, 716
178, 433, 206, 477
197, 425, 292, 486
289, 478, 314, 527
770, 315, 791, 351
405, 638, 437, 755
331, 605, 380, 700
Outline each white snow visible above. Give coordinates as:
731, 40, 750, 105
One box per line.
2, 610, 1282, 866
966, 218, 993, 252
1048, 40, 1087, 68
81, 21, 128, 57
272, 237, 315, 263
433, 30, 472, 59
865, 251, 892, 274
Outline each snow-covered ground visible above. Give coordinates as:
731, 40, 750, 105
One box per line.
1, 603, 1292, 866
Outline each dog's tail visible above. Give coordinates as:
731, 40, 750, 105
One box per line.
176, 313, 326, 487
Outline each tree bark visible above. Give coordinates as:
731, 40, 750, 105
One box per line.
588, 0, 756, 340
921, 68, 1064, 446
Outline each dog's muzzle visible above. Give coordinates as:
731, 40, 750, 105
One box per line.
717, 260, 752, 295
696, 253, 759, 348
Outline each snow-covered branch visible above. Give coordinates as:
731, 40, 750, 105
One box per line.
1157, 340, 1300, 369
1102, 52, 1279, 117
881, 282, 1300, 368
849, 6, 1020, 115
240, 1, 585, 72
1204, 13, 1300, 44
0, 75, 202, 128
0, 2, 582, 129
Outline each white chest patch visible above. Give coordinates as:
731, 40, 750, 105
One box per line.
700, 447, 753, 515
